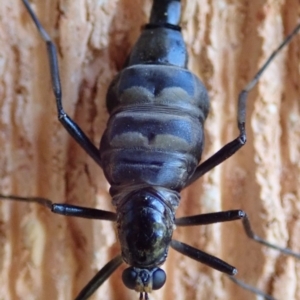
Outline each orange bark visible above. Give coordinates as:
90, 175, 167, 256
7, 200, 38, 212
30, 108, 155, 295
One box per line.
0, 1, 300, 299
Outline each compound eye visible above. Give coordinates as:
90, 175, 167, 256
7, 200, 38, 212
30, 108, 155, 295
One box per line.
152, 268, 166, 290
122, 267, 137, 290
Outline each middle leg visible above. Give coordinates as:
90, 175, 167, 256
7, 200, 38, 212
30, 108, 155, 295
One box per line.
185, 23, 300, 187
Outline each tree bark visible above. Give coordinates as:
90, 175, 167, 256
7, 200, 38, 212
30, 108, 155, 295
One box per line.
0, 0, 300, 299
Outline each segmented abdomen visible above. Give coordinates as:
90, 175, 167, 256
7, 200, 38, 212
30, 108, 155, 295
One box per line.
100, 64, 209, 191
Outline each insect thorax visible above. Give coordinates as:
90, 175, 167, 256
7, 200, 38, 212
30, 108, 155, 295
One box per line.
113, 186, 179, 268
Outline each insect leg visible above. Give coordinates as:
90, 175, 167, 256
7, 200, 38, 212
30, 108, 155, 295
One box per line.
228, 276, 275, 300
175, 209, 243, 226
185, 23, 300, 187
176, 209, 300, 258
176, 209, 300, 299
172, 236, 275, 300
170, 239, 237, 275
22, 0, 102, 167
0, 194, 116, 221
74, 255, 123, 300
241, 211, 300, 259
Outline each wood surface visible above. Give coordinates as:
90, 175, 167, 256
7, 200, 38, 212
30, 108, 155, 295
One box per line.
0, 0, 300, 299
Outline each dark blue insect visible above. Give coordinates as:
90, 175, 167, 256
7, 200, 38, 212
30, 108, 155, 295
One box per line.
2, 1, 300, 299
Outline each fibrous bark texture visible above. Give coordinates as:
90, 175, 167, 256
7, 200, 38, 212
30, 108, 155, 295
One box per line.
0, 0, 300, 300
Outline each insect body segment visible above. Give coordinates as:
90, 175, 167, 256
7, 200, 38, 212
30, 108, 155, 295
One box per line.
101, 0, 209, 295
102, 1, 209, 192
4, 0, 300, 299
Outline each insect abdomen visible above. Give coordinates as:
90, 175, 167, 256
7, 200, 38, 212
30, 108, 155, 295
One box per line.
101, 67, 209, 190
100, 17, 209, 191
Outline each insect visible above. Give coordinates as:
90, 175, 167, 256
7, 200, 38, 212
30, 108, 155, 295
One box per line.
1, 0, 300, 299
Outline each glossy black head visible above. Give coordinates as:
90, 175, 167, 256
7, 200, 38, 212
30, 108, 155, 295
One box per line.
116, 188, 175, 268
122, 267, 166, 293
